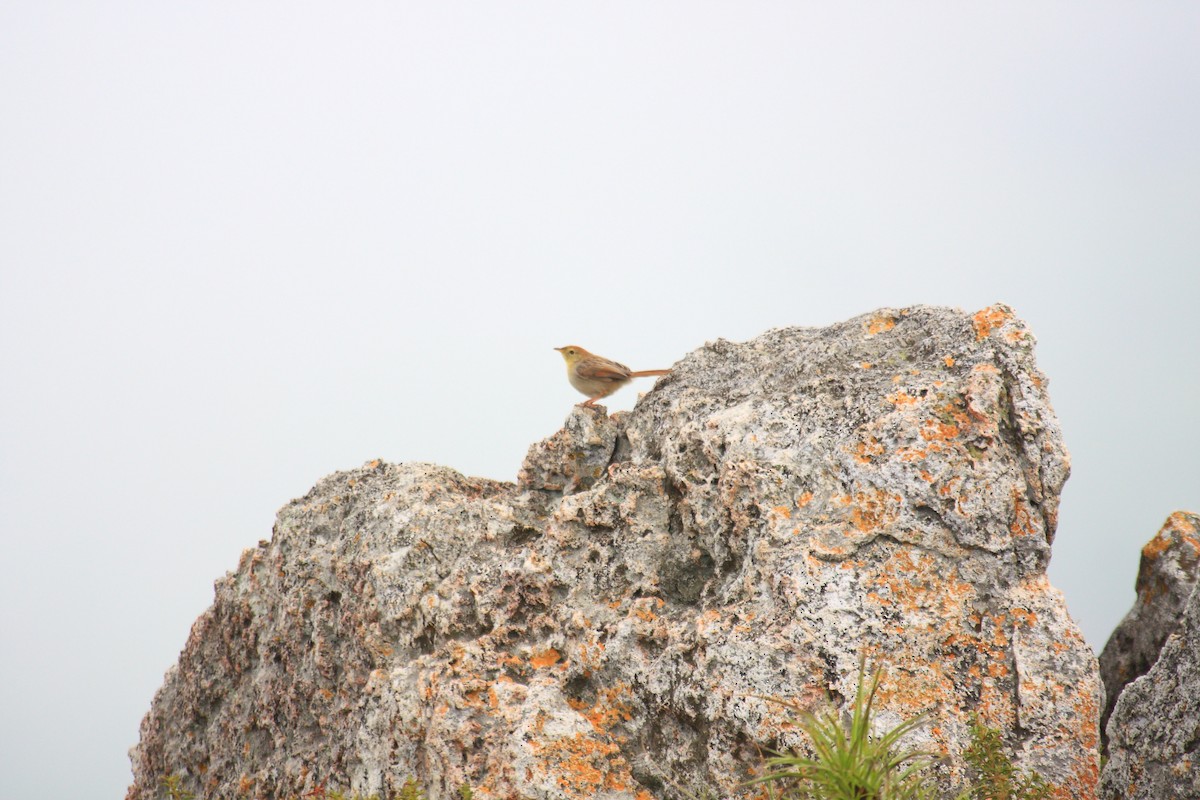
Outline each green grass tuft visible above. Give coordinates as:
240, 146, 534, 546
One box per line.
745, 661, 1058, 800
748, 658, 941, 800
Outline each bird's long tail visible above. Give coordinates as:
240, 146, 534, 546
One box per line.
630, 369, 670, 377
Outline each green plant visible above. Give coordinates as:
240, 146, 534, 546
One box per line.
278, 781, 381, 800
960, 718, 1052, 800
161, 774, 195, 800
398, 777, 427, 800
749, 659, 941, 800
305, 788, 380, 800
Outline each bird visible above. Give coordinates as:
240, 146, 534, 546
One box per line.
555, 345, 670, 407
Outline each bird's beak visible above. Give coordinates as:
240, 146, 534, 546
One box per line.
553, 347, 563, 352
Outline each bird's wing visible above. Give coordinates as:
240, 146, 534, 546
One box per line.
576, 357, 631, 381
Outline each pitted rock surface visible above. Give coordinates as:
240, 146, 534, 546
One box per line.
129, 304, 1100, 800
1100, 511, 1200, 800
1098, 512, 1200, 742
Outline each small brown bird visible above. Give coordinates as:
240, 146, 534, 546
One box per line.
555, 345, 670, 407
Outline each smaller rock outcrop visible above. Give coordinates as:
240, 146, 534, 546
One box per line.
1100, 511, 1200, 800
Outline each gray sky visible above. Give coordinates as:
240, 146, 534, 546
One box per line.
2, 3, 1197, 797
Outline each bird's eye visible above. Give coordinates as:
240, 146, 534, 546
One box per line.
568, 349, 576, 355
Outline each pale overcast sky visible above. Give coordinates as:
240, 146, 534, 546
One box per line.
2, 3, 1197, 798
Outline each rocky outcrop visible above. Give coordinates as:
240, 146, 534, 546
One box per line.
128, 304, 1100, 800
1100, 512, 1200, 800
1098, 512, 1200, 741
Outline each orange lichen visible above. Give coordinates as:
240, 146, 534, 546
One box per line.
633, 597, 662, 623
871, 661, 957, 726
531, 648, 562, 669
972, 305, 1013, 341
773, 505, 792, 519
1136, 513, 1200, 602
580, 685, 634, 732
847, 490, 901, 533
896, 445, 930, 463
532, 732, 632, 796
1044, 688, 1101, 800
1142, 512, 1200, 562
943, 356, 955, 367
863, 548, 974, 622
867, 315, 896, 335
859, 557, 1044, 735
796, 491, 814, 507
887, 390, 921, 406
633, 603, 660, 622
1010, 490, 1040, 538
944, 398, 973, 422
1004, 327, 1029, 344
920, 419, 960, 442
1009, 607, 1038, 629
575, 637, 606, 671
852, 437, 886, 464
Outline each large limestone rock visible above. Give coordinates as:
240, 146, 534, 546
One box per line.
129, 304, 1099, 800
1100, 512, 1200, 800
